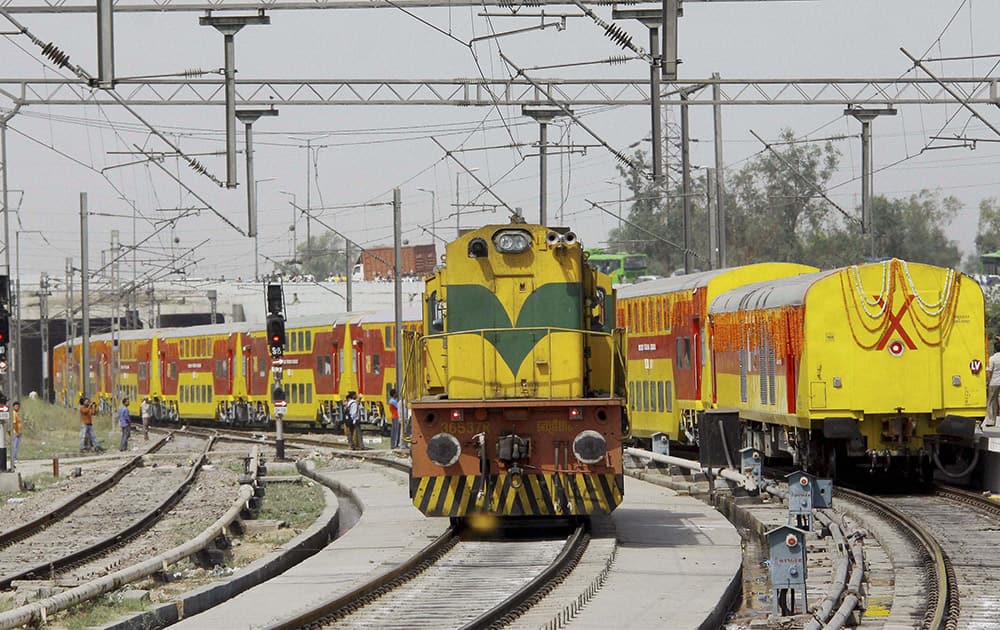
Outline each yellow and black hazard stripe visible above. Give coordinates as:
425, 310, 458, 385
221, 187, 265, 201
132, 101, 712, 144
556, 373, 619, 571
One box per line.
410, 473, 624, 516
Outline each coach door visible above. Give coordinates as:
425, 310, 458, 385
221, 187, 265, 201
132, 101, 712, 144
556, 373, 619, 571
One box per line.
693, 317, 703, 400
354, 339, 364, 392
160, 342, 178, 396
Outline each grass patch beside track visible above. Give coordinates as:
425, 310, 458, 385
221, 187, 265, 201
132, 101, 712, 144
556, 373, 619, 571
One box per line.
258, 476, 324, 530
56, 595, 148, 629
15, 399, 118, 459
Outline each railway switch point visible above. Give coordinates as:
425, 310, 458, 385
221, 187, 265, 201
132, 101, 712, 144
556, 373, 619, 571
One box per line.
767, 525, 809, 617
785, 470, 833, 531
651, 431, 670, 456
741, 447, 763, 494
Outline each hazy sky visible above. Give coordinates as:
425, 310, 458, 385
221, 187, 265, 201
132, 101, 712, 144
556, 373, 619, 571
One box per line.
1, 0, 998, 289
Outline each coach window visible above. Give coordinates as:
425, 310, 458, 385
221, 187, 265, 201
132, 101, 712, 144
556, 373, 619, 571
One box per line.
666, 381, 673, 411
657, 381, 665, 412
682, 338, 692, 369
305, 331, 312, 351
639, 381, 646, 412
170, 363, 177, 380
306, 383, 313, 403
628, 382, 635, 411
385, 326, 393, 350
373, 354, 381, 375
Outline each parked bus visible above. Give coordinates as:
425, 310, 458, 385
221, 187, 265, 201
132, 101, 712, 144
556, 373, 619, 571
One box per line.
585, 249, 648, 284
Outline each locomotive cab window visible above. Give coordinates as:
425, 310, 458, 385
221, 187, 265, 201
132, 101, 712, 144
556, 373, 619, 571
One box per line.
428, 291, 444, 333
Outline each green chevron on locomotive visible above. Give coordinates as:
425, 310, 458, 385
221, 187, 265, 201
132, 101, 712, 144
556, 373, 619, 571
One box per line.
446, 283, 584, 374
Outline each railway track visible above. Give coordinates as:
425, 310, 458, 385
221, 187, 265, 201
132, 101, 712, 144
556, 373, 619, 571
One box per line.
0, 432, 215, 589
835, 487, 958, 629
268, 523, 589, 630
874, 486, 1000, 629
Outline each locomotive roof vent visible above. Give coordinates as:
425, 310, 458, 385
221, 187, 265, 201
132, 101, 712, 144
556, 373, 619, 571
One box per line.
468, 237, 489, 258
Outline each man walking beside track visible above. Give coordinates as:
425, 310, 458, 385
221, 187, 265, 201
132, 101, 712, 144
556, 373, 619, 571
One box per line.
11, 401, 22, 467
140, 397, 151, 441
344, 391, 363, 450
986, 340, 1000, 429
118, 398, 131, 451
388, 388, 401, 450
79, 397, 102, 453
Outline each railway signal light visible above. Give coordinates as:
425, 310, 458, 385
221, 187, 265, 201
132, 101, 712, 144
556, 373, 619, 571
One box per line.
267, 313, 285, 357
272, 385, 286, 403
266, 283, 283, 315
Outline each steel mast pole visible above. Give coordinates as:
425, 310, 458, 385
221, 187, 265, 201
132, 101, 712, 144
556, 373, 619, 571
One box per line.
712, 73, 726, 268
680, 91, 692, 274
80, 193, 90, 402
40, 272, 49, 402
392, 189, 403, 443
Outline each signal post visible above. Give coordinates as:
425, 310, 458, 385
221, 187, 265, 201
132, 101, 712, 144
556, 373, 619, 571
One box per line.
266, 283, 287, 460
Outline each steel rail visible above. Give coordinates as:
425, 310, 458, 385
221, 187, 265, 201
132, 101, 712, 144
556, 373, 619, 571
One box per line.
0, 482, 254, 629
462, 524, 589, 630
265, 528, 459, 630
0, 433, 171, 548
169, 425, 414, 472
835, 487, 956, 630
0, 434, 216, 589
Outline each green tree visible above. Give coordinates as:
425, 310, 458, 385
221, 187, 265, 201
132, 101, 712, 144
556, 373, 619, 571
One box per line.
726, 129, 840, 265
808, 192, 962, 268
974, 197, 1000, 267
273, 231, 349, 279
606, 150, 709, 276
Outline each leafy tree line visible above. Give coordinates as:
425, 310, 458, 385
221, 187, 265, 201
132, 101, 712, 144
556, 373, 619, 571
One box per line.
272, 231, 352, 279
607, 128, 973, 275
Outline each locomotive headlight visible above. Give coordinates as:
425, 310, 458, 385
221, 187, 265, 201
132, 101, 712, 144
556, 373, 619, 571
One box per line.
493, 229, 532, 253
427, 432, 462, 467
573, 430, 607, 465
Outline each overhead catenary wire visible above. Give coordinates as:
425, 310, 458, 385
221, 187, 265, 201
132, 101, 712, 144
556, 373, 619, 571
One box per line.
0, 9, 229, 191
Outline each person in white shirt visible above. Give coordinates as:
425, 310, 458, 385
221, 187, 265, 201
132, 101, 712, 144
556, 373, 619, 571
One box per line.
986, 341, 1000, 427
140, 397, 151, 441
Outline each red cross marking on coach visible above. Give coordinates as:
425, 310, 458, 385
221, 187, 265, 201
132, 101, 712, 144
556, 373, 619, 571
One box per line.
875, 294, 917, 351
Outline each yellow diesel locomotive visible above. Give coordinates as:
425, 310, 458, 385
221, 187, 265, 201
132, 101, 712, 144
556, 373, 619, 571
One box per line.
408, 221, 627, 518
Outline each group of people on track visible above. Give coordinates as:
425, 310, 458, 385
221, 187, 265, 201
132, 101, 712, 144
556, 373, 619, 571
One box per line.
79, 395, 152, 453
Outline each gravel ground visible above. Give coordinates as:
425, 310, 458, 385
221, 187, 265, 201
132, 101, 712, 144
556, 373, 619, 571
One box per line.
59, 462, 243, 583
0, 460, 124, 532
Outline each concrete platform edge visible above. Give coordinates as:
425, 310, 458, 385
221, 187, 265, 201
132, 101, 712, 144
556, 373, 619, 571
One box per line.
104, 460, 353, 630
626, 467, 746, 629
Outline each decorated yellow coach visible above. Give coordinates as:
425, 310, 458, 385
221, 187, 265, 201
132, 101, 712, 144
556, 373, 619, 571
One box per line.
709, 259, 985, 475
617, 263, 817, 444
